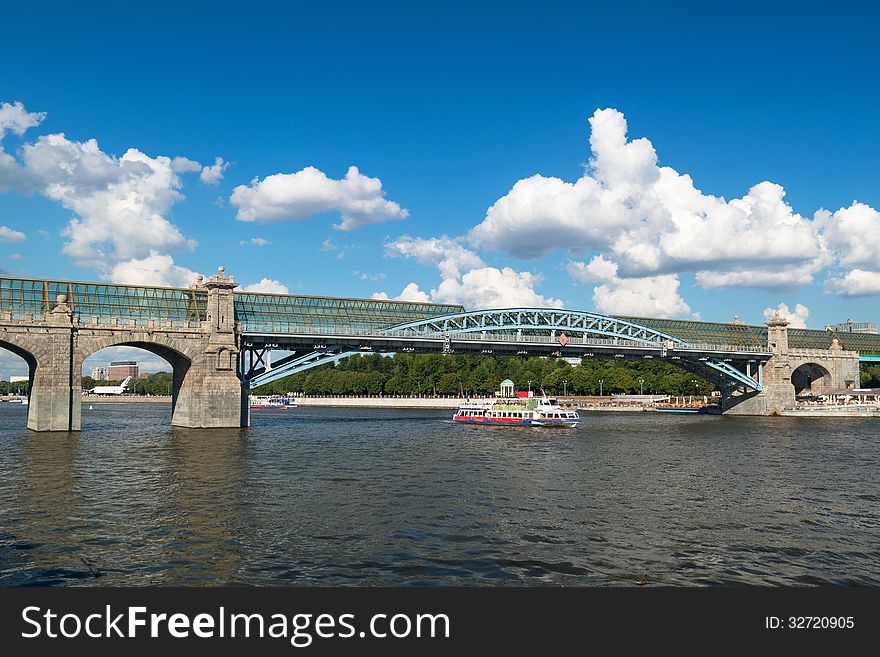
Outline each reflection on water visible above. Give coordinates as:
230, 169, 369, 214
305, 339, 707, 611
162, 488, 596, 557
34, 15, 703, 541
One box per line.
0, 403, 878, 586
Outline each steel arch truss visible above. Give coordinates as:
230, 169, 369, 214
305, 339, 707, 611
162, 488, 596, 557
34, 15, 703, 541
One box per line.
241, 346, 357, 389
381, 308, 686, 345
383, 308, 763, 391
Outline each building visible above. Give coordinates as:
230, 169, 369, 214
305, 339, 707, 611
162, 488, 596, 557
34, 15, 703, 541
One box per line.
829, 319, 878, 334
108, 361, 139, 380
10, 375, 29, 383
90, 366, 108, 381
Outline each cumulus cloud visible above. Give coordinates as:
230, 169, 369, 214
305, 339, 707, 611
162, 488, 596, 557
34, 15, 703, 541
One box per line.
468, 108, 869, 298
0, 226, 25, 242
380, 235, 563, 309
372, 282, 431, 303
763, 302, 810, 328
824, 269, 880, 297
108, 251, 201, 287
0, 100, 226, 283
200, 156, 229, 185
230, 165, 408, 230
19, 134, 198, 267
240, 237, 271, 246
816, 202, 880, 270
241, 278, 289, 294
385, 235, 484, 279
568, 255, 693, 318
0, 101, 45, 139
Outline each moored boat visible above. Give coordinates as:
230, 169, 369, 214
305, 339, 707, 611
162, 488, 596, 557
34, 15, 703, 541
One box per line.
249, 396, 297, 410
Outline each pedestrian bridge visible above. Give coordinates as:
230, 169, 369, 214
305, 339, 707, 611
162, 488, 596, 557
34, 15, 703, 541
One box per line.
2, 270, 878, 430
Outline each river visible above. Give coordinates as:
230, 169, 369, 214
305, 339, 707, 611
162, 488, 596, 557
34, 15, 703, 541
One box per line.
0, 403, 878, 586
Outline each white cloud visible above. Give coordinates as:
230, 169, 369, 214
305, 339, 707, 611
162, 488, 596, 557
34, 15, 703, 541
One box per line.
816, 202, 880, 270
0, 101, 45, 139
0, 226, 25, 242
825, 269, 880, 297
695, 265, 817, 291
469, 108, 835, 294
0, 100, 216, 281
241, 278, 289, 294
381, 235, 563, 309
434, 266, 563, 309
355, 271, 385, 282
763, 302, 810, 328
108, 251, 201, 287
240, 237, 271, 246
171, 156, 202, 173
372, 282, 431, 303
230, 165, 408, 230
200, 156, 229, 185
385, 235, 484, 279
17, 134, 198, 268
568, 255, 693, 318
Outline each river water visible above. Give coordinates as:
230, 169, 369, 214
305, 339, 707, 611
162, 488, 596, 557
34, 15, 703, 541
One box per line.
0, 403, 878, 586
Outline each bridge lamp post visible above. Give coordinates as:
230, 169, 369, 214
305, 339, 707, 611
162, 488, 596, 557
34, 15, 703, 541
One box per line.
599, 379, 604, 396
639, 379, 644, 396
563, 380, 568, 396
528, 380, 532, 396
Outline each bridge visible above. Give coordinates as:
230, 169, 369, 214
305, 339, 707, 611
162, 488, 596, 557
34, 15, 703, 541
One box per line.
2, 268, 878, 431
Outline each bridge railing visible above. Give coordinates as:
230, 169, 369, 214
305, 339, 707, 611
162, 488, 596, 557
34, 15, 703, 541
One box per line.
244, 326, 770, 354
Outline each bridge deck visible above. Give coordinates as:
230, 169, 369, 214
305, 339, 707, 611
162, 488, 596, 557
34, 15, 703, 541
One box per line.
3, 276, 880, 355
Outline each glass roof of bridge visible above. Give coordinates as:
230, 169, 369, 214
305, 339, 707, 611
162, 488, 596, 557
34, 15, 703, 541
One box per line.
0, 277, 206, 326
0, 276, 462, 332
621, 316, 880, 354
234, 292, 463, 333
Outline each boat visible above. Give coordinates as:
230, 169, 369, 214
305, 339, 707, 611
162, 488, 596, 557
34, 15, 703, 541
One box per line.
453, 395, 580, 427
655, 404, 720, 414
249, 396, 297, 410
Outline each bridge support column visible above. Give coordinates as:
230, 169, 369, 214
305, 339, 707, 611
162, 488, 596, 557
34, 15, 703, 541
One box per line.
170, 361, 248, 428
27, 296, 82, 432
170, 267, 249, 429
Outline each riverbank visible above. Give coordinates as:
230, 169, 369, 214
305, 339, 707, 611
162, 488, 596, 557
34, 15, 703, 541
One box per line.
82, 396, 171, 404
781, 405, 880, 418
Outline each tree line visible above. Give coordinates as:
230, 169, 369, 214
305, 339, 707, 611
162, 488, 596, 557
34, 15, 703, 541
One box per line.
2, 360, 878, 398
251, 353, 719, 397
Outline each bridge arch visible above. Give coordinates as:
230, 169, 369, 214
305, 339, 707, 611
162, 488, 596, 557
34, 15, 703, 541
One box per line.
0, 338, 38, 402
78, 335, 198, 425
791, 362, 832, 396
381, 308, 685, 346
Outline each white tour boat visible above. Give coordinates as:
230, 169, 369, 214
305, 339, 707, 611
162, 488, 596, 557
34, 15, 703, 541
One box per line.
453, 395, 580, 428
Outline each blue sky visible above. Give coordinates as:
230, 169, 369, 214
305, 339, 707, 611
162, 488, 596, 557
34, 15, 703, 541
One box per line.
2, 1, 880, 376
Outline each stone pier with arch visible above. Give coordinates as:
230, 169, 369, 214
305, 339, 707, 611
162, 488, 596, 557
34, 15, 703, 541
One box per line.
0, 268, 247, 432
722, 315, 861, 415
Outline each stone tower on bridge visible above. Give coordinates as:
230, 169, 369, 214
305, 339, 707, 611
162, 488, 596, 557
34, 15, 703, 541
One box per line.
723, 315, 860, 415
1, 267, 247, 432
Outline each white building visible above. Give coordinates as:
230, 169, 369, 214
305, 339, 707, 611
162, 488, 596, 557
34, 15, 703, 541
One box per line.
10, 375, 29, 383
91, 366, 108, 380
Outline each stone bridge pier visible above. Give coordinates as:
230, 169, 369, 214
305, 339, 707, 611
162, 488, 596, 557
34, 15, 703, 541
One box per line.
1, 268, 248, 432
723, 315, 860, 415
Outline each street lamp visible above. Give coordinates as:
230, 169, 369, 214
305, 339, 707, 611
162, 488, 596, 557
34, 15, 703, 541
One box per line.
563, 379, 568, 396
599, 379, 604, 396
527, 380, 532, 396
639, 378, 644, 396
